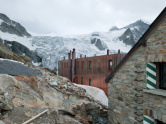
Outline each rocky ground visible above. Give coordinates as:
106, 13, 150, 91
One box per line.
0, 65, 108, 124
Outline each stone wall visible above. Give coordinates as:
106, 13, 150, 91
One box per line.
108, 17, 166, 123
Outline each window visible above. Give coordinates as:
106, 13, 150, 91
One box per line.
159, 63, 166, 89
98, 62, 100, 68
82, 61, 84, 69
146, 62, 166, 90
98, 62, 101, 72
81, 77, 83, 85
109, 59, 112, 70
89, 61, 92, 69
156, 120, 166, 124
89, 79, 91, 86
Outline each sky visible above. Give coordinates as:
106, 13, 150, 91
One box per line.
0, 0, 165, 35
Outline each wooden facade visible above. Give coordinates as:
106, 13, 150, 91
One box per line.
58, 49, 126, 95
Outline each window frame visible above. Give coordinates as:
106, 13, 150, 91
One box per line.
159, 63, 166, 90
154, 62, 166, 90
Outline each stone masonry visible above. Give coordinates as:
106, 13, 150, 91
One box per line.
108, 13, 166, 123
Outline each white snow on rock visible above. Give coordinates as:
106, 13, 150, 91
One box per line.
74, 83, 108, 106
0, 31, 37, 51
0, 58, 24, 64
32, 61, 41, 66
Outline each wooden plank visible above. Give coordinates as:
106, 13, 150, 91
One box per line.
22, 109, 49, 124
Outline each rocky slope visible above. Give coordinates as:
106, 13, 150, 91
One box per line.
0, 40, 35, 67
0, 61, 108, 124
0, 13, 41, 64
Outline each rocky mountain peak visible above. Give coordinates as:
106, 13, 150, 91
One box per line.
0, 13, 31, 37
123, 19, 149, 29
117, 19, 150, 46
0, 13, 11, 24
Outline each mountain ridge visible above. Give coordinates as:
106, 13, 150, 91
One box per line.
0, 13, 31, 37
0, 13, 150, 72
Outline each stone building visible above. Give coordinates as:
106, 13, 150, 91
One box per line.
105, 7, 166, 123
58, 49, 126, 95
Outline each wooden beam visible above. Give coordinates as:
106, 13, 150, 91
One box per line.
22, 109, 49, 124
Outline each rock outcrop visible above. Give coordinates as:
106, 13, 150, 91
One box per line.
0, 67, 108, 124
118, 20, 149, 46
91, 38, 107, 51
4, 40, 42, 63
0, 13, 31, 37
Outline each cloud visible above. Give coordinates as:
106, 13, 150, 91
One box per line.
0, 0, 165, 35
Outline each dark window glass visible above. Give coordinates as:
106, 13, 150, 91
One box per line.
89, 79, 91, 86
160, 63, 166, 89
89, 61, 92, 69
156, 120, 166, 124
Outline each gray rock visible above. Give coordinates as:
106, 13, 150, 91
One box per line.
0, 93, 13, 111
4, 40, 41, 63
119, 20, 149, 46
0, 13, 31, 37
119, 28, 135, 46
91, 38, 107, 51
0, 22, 24, 37
0, 60, 37, 76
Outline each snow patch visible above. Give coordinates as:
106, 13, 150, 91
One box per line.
74, 83, 108, 106
32, 61, 41, 66
0, 31, 37, 50
0, 58, 24, 64
127, 35, 130, 38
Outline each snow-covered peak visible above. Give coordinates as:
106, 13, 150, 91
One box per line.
123, 19, 149, 29
139, 19, 151, 25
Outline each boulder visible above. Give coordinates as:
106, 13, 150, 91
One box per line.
0, 67, 108, 123
0, 92, 13, 111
